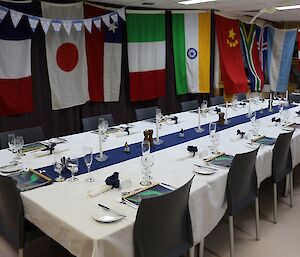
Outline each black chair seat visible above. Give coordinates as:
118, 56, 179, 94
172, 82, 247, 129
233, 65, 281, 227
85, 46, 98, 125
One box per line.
135, 106, 157, 121
210, 96, 224, 106
82, 114, 114, 132
181, 100, 198, 112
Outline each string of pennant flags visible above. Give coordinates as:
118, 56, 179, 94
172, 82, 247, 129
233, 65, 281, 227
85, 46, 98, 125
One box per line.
0, 4, 126, 35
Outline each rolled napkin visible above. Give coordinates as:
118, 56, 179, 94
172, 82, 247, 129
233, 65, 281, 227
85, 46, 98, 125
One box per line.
41, 142, 56, 154
87, 172, 120, 198
34, 148, 69, 158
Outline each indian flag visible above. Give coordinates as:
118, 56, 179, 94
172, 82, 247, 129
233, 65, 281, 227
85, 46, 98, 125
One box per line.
172, 12, 211, 95
127, 12, 166, 102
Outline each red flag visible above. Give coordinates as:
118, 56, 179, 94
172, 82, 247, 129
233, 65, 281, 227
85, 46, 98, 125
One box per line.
215, 15, 248, 94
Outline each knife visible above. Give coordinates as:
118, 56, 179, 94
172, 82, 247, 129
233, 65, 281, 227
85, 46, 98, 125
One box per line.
193, 164, 218, 171
98, 203, 126, 218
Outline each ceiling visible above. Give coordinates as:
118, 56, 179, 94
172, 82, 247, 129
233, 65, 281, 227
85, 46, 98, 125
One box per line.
94, 0, 300, 22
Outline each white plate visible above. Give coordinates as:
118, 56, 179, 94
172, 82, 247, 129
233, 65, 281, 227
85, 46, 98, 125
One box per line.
0, 164, 21, 173
193, 167, 215, 175
92, 211, 123, 223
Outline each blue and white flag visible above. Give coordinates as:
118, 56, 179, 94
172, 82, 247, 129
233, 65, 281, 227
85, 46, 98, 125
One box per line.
267, 26, 297, 92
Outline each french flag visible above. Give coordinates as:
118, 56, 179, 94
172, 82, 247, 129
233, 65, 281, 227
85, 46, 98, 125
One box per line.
0, 2, 34, 116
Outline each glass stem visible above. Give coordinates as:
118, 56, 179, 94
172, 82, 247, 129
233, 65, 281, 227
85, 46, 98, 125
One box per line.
99, 134, 103, 159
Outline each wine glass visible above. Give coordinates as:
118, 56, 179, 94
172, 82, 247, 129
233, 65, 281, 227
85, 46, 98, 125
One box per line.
231, 95, 238, 110
209, 122, 216, 134
7, 134, 16, 163
140, 153, 154, 186
210, 133, 220, 154
84, 146, 94, 182
95, 119, 108, 162
153, 109, 163, 145
67, 158, 79, 182
141, 140, 151, 156
54, 155, 65, 182
15, 136, 24, 159
201, 100, 208, 116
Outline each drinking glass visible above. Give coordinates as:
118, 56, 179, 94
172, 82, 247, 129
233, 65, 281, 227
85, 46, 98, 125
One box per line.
153, 108, 163, 145
67, 158, 79, 182
141, 140, 151, 156
95, 119, 108, 161
7, 134, 16, 163
140, 153, 154, 186
54, 155, 65, 182
84, 146, 94, 182
231, 95, 238, 110
201, 100, 208, 116
209, 122, 216, 134
210, 133, 220, 154
15, 136, 24, 159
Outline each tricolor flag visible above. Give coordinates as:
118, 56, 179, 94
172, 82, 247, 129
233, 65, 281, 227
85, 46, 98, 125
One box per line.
267, 26, 297, 92
240, 22, 264, 92
215, 15, 248, 94
0, 2, 34, 116
42, 2, 89, 110
172, 12, 211, 95
127, 12, 166, 102
84, 4, 123, 102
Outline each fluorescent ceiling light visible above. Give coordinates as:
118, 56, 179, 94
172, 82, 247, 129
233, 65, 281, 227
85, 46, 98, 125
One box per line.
178, 0, 216, 5
276, 5, 300, 11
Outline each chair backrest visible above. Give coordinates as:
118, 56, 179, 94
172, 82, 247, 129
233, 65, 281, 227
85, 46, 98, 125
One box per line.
82, 114, 114, 132
210, 96, 224, 106
181, 100, 199, 112
135, 106, 157, 121
0, 126, 44, 149
289, 93, 300, 103
272, 131, 294, 183
236, 93, 246, 101
134, 177, 194, 257
227, 148, 259, 216
0, 175, 24, 250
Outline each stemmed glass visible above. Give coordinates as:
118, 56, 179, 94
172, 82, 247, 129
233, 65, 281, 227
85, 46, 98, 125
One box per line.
140, 140, 154, 186
209, 123, 219, 154
95, 119, 108, 161
201, 100, 208, 117
54, 155, 65, 182
153, 108, 163, 145
15, 136, 24, 159
8, 134, 17, 164
231, 95, 238, 110
251, 112, 260, 136
84, 146, 94, 182
67, 158, 79, 182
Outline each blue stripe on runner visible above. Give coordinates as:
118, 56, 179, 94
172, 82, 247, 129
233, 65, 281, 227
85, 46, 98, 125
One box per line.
40, 104, 297, 180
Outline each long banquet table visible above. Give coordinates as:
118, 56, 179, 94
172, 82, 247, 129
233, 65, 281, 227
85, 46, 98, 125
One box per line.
1, 100, 300, 257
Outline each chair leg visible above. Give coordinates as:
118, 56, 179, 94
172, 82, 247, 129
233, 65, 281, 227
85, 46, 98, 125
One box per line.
255, 197, 260, 240
199, 239, 205, 257
290, 171, 294, 207
188, 245, 195, 257
273, 183, 278, 224
18, 248, 24, 257
229, 215, 234, 257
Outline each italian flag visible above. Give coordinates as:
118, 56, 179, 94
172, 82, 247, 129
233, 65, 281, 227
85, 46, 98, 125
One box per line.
172, 12, 211, 95
127, 12, 166, 102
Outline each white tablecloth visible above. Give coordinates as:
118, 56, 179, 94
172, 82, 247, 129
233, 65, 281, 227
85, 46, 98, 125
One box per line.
1, 101, 300, 257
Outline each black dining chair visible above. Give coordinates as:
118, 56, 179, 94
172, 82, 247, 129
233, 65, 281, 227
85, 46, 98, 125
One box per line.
210, 96, 224, 106
226, 148, 259, 257
0, 175, 42, 257
82, 113, 114, 132
236, 93, 246, 101
134, 177, 194, 257
272, 131, 294, 224
181, 100, 199, 111
289, 93, 300, 103
0, 126, 44, 150
135, 106, 158, 121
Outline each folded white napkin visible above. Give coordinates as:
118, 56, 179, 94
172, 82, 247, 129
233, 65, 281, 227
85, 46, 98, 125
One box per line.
87, 185, 112, 198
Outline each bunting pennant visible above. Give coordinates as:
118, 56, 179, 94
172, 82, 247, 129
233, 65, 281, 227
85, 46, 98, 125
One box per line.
127, 12, 166, 101
63, 20, 72, 35
111, 13, 118, 23
93, 17, 101, 30
28, 16, 39, 32
40, 18, 51, 33
240, 22, 264, 92
0, 7, 8, 22
102, 14, 110, 28
215, 15, 248, 94
172, 11, 211, 95
117, 8, 126, 21
84, 4, 123, 102
73, 20, 82, 31
10, 10, 22, 28
52, 20, 62, 32
84, 18, 92, 33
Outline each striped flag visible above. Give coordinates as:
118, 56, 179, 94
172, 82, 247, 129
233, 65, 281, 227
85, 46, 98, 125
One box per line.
256, 26, 268, 78
240, 22, 264, 92
267, 26, 297, 92
127, 12, 166, 102
0, 2, 34, 116
172, 12, 211, 95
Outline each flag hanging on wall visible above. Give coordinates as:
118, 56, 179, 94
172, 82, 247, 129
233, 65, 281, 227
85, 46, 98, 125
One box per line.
127, 12, 166, 102
240, 22, 264, 92
0, 2, 34, 116
267, 26, 297, 92
42, 2, 89, 110
172, 12, 211, 95
84, 4, 123, 102
256, 26, 268, 82
215, 15, 248, 94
